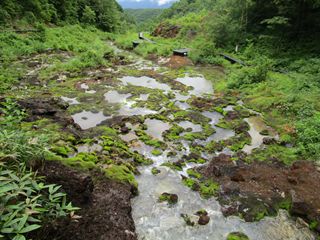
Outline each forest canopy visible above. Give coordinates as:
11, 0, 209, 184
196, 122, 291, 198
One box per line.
0, 0, 126, 32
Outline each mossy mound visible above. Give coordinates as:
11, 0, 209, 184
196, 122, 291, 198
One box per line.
226, 232, 250, 240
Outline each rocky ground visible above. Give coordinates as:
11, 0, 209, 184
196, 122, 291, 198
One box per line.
195, 154, 320, 231
30, 161, 137, 240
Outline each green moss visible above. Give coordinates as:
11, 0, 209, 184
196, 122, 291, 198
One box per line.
161, 162, 184, 171
104, 164, 137, 188
187, 169, 202, 179
226, 232, 250, 240
182, 178, 198, 189
45, 151, 97, 170
151, 167, 161, 175
186, 157, 206, 164
135, 129, 167, 149
183, 132, 205, 141
151, 149, 162, 156
205, 141, 224, 153
163, 124, 184, 141
244, 144, 298, 165
199, 180, 219, 199
214, 106, 225, 114
133, 153, 153, 165
277, 198, 292, 211
158, 193, 178, 205
309, 220, 319, 230
50, 145, 73, 157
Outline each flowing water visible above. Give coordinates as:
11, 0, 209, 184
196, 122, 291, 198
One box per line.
65, 44, 315, 240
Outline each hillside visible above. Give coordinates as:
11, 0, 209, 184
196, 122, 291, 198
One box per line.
125, 8, 163, 25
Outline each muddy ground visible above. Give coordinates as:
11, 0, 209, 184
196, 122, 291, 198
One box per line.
196, 154, 320, 232
30, 161, 137, 240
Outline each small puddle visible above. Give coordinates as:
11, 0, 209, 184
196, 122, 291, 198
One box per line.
104, 90, 132, 103
202, 111, 223, 125
145, 119, 171, 141
223, 105, 234, 111
174, 92, 190, 101
178, 121, 202, 132
118, 104, 156, 116
72, 111, 108, 130
174, 101, 190, 110
243, 116, 275, 154
61, 96, 79, 105
120, 76, 171, 91
208, 127, 235, 142
176, 75, 213, 95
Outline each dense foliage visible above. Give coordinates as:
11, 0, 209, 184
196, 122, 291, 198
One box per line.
0, 0, 126, 31
160, 0, 320, 47
0, 99, 78, 240
125, 8, 163, 25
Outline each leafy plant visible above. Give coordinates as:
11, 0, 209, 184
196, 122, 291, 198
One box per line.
0, 163, 78, 240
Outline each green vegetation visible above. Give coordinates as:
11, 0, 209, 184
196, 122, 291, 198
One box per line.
118, 0, 320, 163
0, 0, 126, 31
151, 149, 162, 156
104, 164, 137, 189
182, 177, 219, 199
0, 100, 77, 240
227, 232, 250, 240
125, 9, 163, 30
158, 193, 178, 205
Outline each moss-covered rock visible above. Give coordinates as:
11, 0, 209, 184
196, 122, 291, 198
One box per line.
104, 164, 138, 188
158, 192, 178, 205
226, 232, 250, 240
151, 149, 162, 156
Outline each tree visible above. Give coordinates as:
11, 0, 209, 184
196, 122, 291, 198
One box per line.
81, 5, 96, 25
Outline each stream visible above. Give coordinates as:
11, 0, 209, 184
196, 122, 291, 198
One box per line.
65, 44, 314, 240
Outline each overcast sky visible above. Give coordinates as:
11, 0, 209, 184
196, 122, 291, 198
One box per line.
117, 0, 178, 8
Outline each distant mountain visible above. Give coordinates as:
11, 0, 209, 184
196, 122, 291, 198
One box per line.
117, 0, 177, 9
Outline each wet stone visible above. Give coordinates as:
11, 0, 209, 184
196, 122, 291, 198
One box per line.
159, 192, 178, 205
198, 215, 210, 225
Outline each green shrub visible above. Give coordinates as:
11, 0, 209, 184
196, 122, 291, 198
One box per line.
228, 64, 269, 89
296, 113, 320, 159
0, 163, 78, 240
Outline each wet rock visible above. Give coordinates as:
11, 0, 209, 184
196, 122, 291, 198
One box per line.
198, 215, 210, 225
120, 126, 130, 134
151, 167, 161, 175
159, 193, 178, 205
